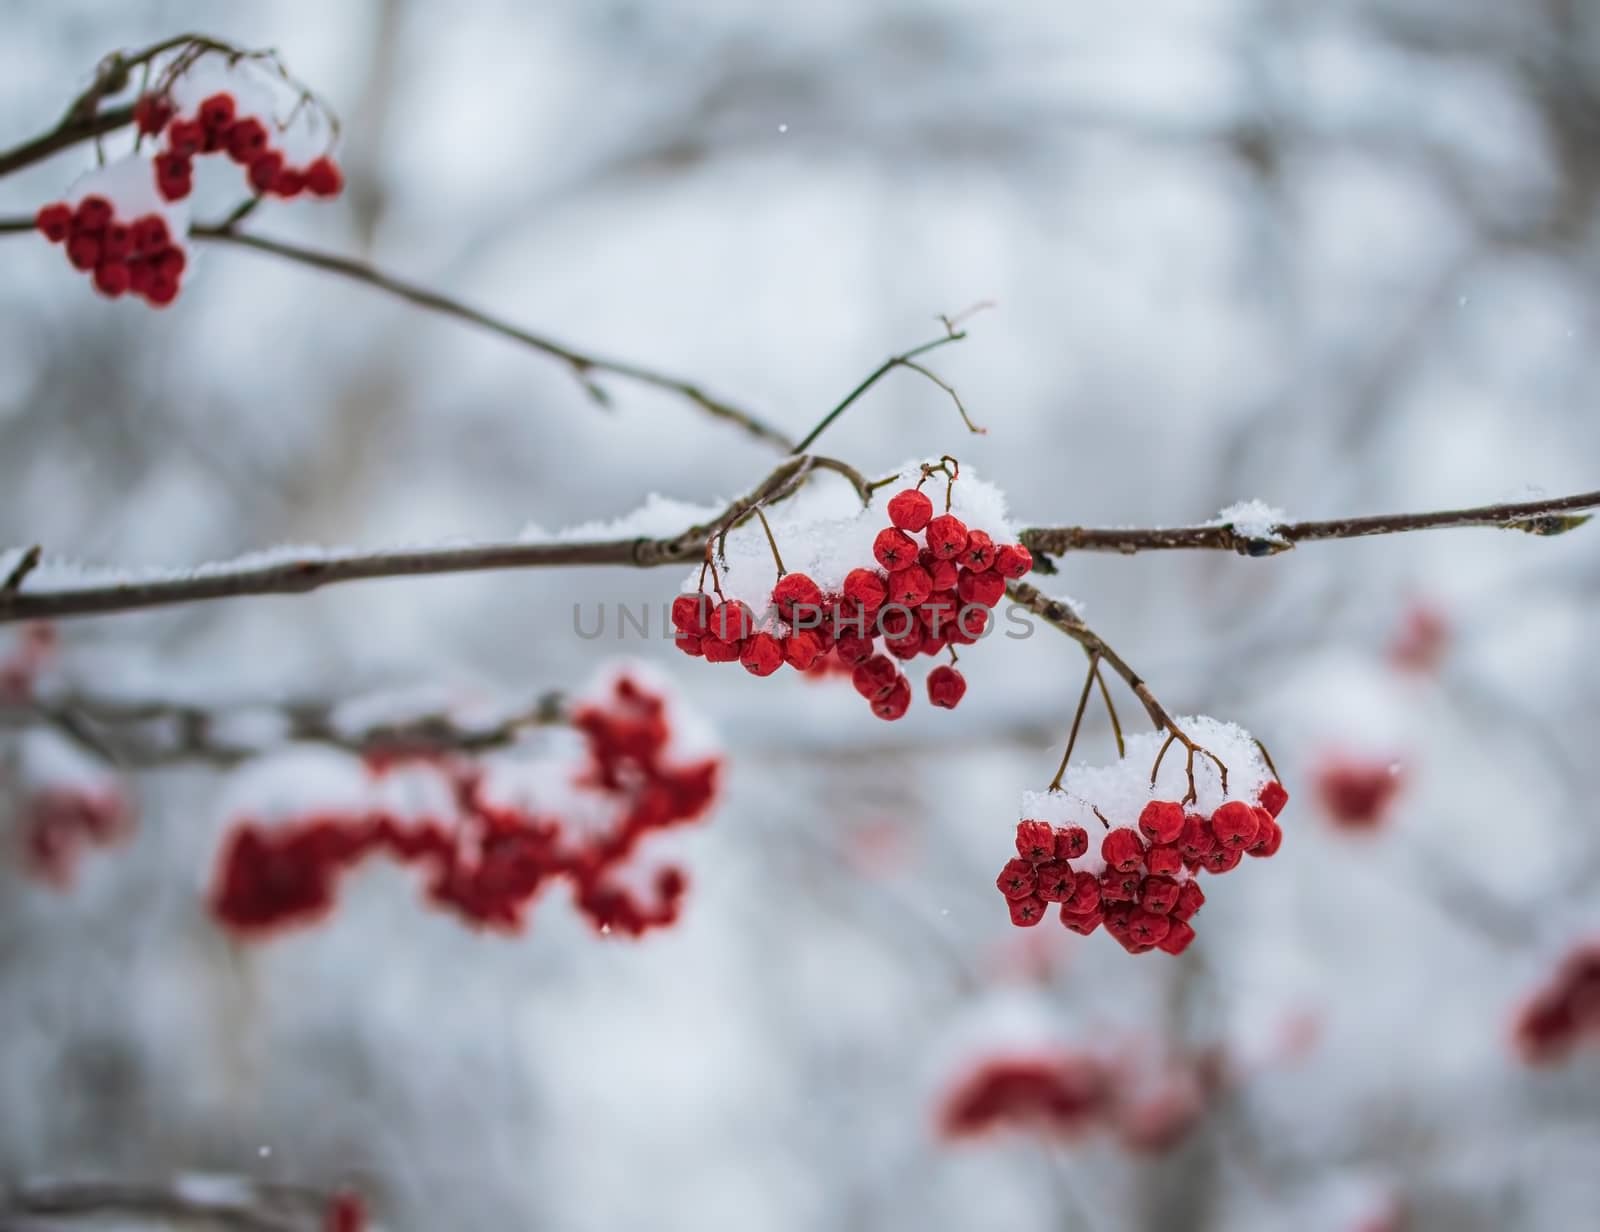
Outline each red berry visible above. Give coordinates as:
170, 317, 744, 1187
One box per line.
956, 569, 1005, 609
918, 592, 957, 634
671, 593, 709, 634
127, 257, 154, 296
1139, 875, 1180, 915
34, 202, 71, 242
886, 564, 932, 608
1172, 880, 1205, 921
852, 654, 898, 700
960, 530, 997, 571
143, 273, 180, 306
225, 117, 270, 163
1055, 825, 1089, 859
946, 605, 990, 645
1060, 903, 1103, 934
167, 118, 206, 156
1147, 844, 1183, 877
130, 214, 170, 255
1126, 911, 1171, 947
1247, 814, 1283, 858
1035, 860, 1076, 903
884, 630, 923, 661
304, 155, 344, 197
133, 93, 173, 136
771, 573, 823, 622
1258, 779, 1289, 817
997, 858, 1037, 899
1157, 919, 1196, 955
1211, 801, 1260, 851
740, 632, 784, 677
834, 632, 875, 665
199, 92, 236, 130
249, 151, 285, 194
1177, 813, 1216, 861
926, 665, 966, 709
1100, 867, 1141, 903
74, 196, 112, 233
92, 262, 130, 298
920, 551, 960, 592
100, 223, 132, 262
701, 635, 741, 663
873, 527, 917, 570
925, 514, 969, 560
675, 632, 704, 658
887, 488, 934, 532
1199, 846, 1242, 874
154, 153, 193, 200
155, 246, 186, 279
710, 599, 753, 643
1138, 800, 1185, 845
274, 167, 306, 198
1016, 820, 1055, 862
1101, 827, 1146, 873
994, 544, 1034, 579
842, 568, 887, 612
65, 234, 101, 271
1007, 895, 1046, 927
782, 630, 824, 670
871, 675, 912, 720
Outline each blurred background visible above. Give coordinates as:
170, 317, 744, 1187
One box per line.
2, 1, 1598, 1228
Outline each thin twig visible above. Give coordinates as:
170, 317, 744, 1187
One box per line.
1093, 660, 1124, 758
0, 454, 855, 624
3, 686, 567, 768
189, 224, 797, 449
1019, 489, 1600, 559
2, 546, 40, 594
789, 328, 972, 455
1048, 652, 1100, 791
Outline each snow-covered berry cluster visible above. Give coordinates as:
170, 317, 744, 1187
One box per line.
141, 89, 342, 203
34, 193, 187, 305
673, 461, 1031, 719
210, 670, 719, 939
1513, 942, 1600, 1064
996, 717, 1287, 954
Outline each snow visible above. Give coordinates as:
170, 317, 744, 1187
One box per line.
678, 459, 1019, 607
1214, 498, 1288, 541
63, 154, 190, 242
1018, 715, 1273, 876
521, 494, 724, 543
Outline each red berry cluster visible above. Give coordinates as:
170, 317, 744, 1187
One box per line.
139, 90, 343, 202
937, 1052, 1113, 1140
995, 779, 1289, 954
672, 485, 1032, 719
34, 195, 186, 305
0, 621, 57, 703
210, 675, 719, 939
19, 784, 131, 889
1513, 942, 1600, 1065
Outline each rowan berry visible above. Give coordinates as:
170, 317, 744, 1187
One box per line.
925, 514, 969, 560
887, 488, 934, 532
927, 665, 966, 709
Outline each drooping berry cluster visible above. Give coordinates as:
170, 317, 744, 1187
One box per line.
210, 673, 719, 939
1513, 942, 1600, 1064
139, 89, 343, 203
1314, 753, 1403, 831
996, 779, 1289, 954
33, 195, 187, 305
16, 783, 132, 888
672, 477, 1032, 719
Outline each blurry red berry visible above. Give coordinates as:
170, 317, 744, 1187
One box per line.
225, 117, 270, 163
274, 167, 306, 198
133, 93, 173, 136
74, 195, 112, 232
167, 117, 206, 156
34, 202, 72, 242
143, 273, 180, 307
248, 151, 285, 194
92, 261, 130, 298
199, 92, 236, 130
66, 234, 101, 270
129, 213, 170, 255
305, 155, 344, 197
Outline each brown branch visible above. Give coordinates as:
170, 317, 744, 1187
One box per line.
1, 1176, 338, 1232
187, 224, 797, 449
0, 102, 137, 180
0, 454, 865, 625
1019, 489, 1600, 559
4, 686, 568, 769
2, 546, 40, 593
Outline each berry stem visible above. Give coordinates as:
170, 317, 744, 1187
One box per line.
750, 506, 786, 578
1092, 660, 1124, 759
1048, 651, 1101, 792
1149, 727, 1229, 808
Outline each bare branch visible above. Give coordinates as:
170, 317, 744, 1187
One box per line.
0, 102, 137, 180
2, 546, 40, 594
1019, 489, 1600, 559
5, 686, 567, 768
188, 224, 797, 449
0, 454, 865, 625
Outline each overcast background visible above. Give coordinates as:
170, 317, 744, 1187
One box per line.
2, 2, 1598, 1229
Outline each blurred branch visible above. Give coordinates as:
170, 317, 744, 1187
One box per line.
4, 687, 568, 769
0, 103, 136, 180
187, 223, 797, 449
1019, 489, 1600, 559
0, 1175, 337, 1232
0, 453, 869, 624
2, 546, 40, 593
